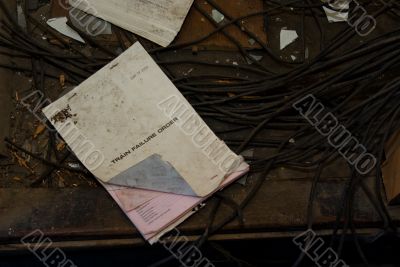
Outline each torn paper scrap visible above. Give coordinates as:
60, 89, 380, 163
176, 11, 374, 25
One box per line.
322, 0, 349, 23
211, 9, 225, 24
69, 0, 195, 47
17, 4, 27, 30
246, 54, 263, 65
280, 29, 298, 50
47, 17, 85, 43
43, 42, 243, 197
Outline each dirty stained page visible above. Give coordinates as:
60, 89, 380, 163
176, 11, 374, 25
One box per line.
69, 0, 194, 47
42, 42, 241, 197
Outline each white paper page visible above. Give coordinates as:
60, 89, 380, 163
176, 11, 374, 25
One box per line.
69, 0, 194, 46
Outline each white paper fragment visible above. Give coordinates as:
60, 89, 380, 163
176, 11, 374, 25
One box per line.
248, 38, 256, 46
241, 148, 254, 158
68, 163, 81, 169
280, 29, 298, 50
246, 54, 263, 64
17, 5, 27, 30
211, 9, 225, 23
291, 55, 296, 61
46, 17, 85, 43
322, 0, 350, 23
69, 0, 195, 47
251, 54, 263, 61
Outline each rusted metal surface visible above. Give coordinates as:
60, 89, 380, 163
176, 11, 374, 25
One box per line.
176, 0, 267, 49
0, 188, 136, 242
1, 168, 398, 249
0, 58, 13, 156
50, 0, 69, 17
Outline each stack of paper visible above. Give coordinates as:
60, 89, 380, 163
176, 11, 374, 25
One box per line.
69, 0, 195, 47
105, 162, 248, 243
43, 42, 248, 242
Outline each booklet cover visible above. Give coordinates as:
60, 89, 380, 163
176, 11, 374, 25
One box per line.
42, 42, 243, 197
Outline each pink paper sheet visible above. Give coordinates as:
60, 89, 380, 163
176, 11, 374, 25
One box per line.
103, 163, 249, 242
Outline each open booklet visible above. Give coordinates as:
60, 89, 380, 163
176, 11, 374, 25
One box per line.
69, 0, 194, 47
42, 42, 249, 242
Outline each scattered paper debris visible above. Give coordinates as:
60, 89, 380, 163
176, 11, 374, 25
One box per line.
248, 38, 256, 46
17, 5, 27, 30
323, 0, 350, 23
183, 68, 194, 76
46, 17, 85, 43
68, 163, 81, 169
241, 148, 254, 158
280, 29, 298, 50
252, 54, 263, 61
246, 54, 263, 64
212, 9, 225, 23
